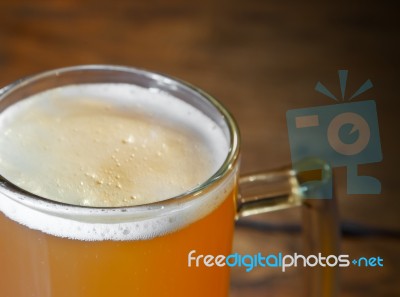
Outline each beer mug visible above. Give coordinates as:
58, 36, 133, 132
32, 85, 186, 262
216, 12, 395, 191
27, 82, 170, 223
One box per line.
0, 65, 339, 297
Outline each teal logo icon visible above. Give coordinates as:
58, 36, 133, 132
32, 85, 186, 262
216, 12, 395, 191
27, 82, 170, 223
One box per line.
286, 70, 382, 198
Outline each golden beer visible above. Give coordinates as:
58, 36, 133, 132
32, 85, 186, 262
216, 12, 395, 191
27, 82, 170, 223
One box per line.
0, 67, 240, 297
0, 192, 235, 296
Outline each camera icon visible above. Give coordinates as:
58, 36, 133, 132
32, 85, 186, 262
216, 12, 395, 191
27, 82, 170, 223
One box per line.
286, 100, 382, 198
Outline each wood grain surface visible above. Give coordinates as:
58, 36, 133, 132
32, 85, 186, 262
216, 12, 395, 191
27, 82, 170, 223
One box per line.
0, 0, 399, 296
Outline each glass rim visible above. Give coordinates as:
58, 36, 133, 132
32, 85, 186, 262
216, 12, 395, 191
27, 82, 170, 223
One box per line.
0, 64, 241, 215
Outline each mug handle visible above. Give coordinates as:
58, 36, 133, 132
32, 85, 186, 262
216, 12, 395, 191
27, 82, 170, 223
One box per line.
236, 158, 340, 297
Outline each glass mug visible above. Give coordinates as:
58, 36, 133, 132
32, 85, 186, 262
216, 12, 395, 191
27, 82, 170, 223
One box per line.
0, 65, 339, 297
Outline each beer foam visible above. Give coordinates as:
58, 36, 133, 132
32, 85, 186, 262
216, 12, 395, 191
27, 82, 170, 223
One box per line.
0, 83, 234, 240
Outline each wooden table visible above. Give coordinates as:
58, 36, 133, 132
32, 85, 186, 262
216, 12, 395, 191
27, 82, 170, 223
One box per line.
0, 0, 398, 296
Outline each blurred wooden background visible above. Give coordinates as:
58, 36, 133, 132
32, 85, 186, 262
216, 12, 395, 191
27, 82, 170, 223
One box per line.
0, 0, 399, 296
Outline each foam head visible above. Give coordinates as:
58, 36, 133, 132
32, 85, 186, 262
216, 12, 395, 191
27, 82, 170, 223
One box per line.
0, 83, 236, 241
0, 83, 229, 207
